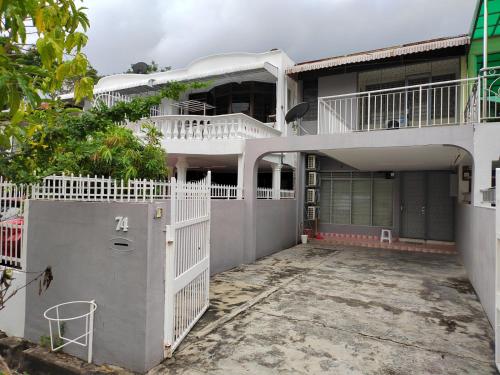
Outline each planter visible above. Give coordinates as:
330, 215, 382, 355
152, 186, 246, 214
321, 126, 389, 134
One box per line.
300, 234, 308, 244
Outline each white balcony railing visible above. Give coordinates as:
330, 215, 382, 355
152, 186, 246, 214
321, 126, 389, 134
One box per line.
93, 92, 132, 108
256, 187, 295, 199
129, 113, 281, 141
481, 187, 496, 204
317, 73, 500, 134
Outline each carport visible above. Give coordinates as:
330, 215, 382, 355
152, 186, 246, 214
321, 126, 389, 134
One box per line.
151, 244, 496, 374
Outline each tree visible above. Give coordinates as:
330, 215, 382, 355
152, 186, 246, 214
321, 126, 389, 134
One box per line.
0, 0, 95, 147
9, 46, 101, 95
0, 82, 206, 183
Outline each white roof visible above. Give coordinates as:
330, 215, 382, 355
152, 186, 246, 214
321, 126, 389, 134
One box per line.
61, 50, 293, 99
286, 35, 470, 75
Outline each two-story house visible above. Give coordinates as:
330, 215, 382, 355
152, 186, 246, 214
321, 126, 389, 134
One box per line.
58, 0, 500, 367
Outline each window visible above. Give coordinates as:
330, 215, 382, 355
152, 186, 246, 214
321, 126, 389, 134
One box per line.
319, 172, 393, 226
302, 79, 318, 121
189, 82, 276, 122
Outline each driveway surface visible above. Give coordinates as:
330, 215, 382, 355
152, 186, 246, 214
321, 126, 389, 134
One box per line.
150, 244, 496, 374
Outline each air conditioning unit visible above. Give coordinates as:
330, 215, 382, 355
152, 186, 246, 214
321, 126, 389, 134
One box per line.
306, 155, 318, 170
307, 172, 318, 187
307, 206, 318, 221
306, 188, 317, 204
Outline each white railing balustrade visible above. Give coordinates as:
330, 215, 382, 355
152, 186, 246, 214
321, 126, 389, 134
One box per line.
318, 76, 484, 134
480, 67, 500, 122
129, 113, 281, 141
210, 184, 242, 199
92, 91, 132, 109
280, 189, 295, 199
481, 187, 496, 204
256, 188, 295, 199
256, 187, 273, 199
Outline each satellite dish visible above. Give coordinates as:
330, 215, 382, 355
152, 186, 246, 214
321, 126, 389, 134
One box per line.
285, 102, 310, 124
131, 62, 149, 74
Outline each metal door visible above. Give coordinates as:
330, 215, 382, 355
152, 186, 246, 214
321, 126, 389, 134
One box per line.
400, 172, 426, 239
426, 171, 454, 241
400, 171, 454, 241
164, 172, 211, 355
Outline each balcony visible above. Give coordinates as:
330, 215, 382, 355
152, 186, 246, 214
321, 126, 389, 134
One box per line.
129, 113, 281, 141
317, 73, 500, 134
92, 93, 281, 141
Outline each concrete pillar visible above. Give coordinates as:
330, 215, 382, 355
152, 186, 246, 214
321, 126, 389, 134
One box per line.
175, 157, 188, 182
272, 163, 282, 200
237, 154, 244, 200
276, 68, 284, 132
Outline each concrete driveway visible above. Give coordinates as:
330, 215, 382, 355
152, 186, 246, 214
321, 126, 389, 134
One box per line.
150, 245, 496, 374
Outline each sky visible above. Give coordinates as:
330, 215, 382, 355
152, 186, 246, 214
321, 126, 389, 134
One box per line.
82, 0, 478, 75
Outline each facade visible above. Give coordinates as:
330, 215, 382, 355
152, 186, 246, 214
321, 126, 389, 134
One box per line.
2, 0, 500, 371
70, 24, 500, 327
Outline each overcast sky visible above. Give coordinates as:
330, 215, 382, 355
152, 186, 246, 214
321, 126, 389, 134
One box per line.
83, 0, 478, 75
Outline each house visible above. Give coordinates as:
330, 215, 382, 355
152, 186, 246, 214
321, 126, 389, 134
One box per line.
2, 0, 500, 372
65, 0, 498, 334
72, 50, 299, 199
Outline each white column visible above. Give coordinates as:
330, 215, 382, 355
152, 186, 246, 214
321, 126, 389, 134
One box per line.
175, 157, 188, 182
237, 154, 244, 200
272, 163, 282, 200
276, 69, 284, 132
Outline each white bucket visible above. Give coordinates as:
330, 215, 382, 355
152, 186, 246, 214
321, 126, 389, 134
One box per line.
301, 234, 308, 244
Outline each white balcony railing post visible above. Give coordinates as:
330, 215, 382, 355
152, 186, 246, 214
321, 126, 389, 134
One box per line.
367, 92, 371, 131
418, 86, 422, 128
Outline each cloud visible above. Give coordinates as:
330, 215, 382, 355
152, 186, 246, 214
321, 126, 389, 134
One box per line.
83, 0, 477, 75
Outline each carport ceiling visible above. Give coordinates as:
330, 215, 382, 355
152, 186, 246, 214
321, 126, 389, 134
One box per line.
320, 145, 469, 171
168, 154, 293, 171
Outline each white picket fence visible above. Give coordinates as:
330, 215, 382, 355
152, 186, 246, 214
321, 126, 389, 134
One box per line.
0, 174, 295, 268
0, 177, 30, 268
33, 175, 171, 202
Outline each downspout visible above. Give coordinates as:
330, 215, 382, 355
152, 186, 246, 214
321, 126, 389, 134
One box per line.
482, 0, 489, 122
484, 0, 488, 72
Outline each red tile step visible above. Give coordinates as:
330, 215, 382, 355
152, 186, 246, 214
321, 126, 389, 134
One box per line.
310, 232, 456, 255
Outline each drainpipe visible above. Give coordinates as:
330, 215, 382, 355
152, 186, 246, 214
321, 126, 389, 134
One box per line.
484, 0, 488, 72
482, 0, 489, 122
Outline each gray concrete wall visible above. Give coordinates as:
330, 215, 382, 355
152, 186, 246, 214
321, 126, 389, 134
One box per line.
24, 201, 168, 373
256, 199, 298, 259
455, 203, 496, 324
210, 200, 246, 274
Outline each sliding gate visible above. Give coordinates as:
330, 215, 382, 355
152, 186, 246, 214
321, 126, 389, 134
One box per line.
164, 172, 211, 354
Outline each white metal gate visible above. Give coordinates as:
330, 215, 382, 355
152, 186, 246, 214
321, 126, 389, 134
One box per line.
164, 172, 211, 354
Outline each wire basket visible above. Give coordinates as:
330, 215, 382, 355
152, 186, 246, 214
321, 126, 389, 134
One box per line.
43, 300, 97, 363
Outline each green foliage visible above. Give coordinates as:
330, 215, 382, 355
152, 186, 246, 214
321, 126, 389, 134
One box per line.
0, 0, 94, 147
40, 323, 65, 350
0, 82, 206, 183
